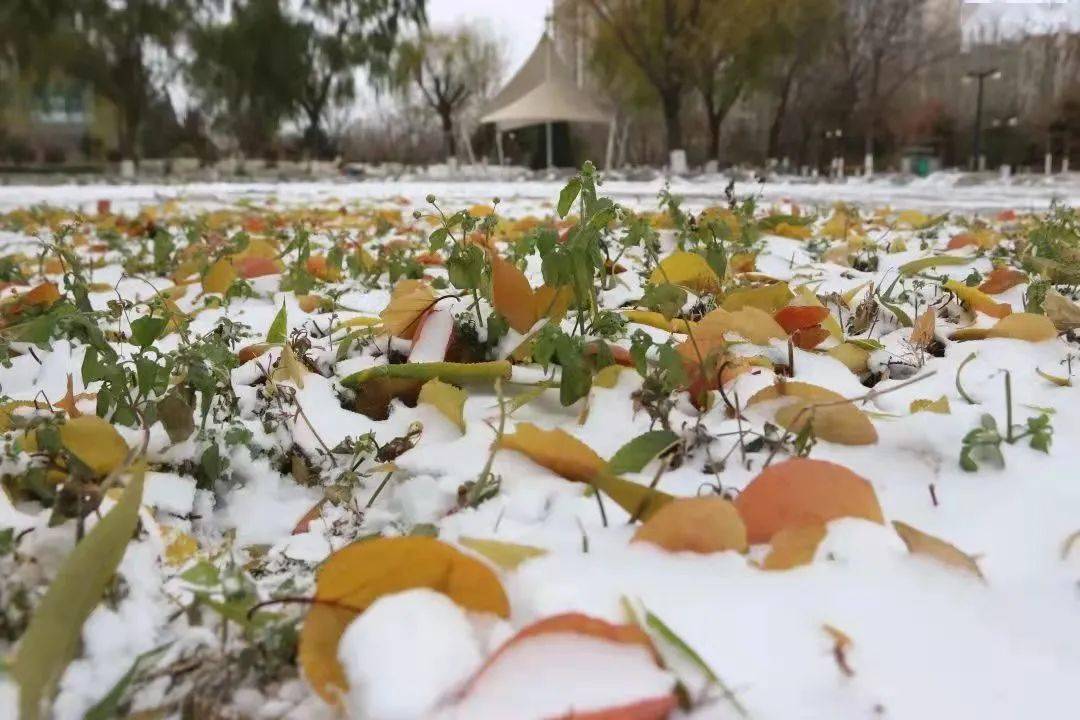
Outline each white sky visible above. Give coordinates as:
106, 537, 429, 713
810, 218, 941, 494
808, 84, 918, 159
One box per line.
426, 0, 552, 79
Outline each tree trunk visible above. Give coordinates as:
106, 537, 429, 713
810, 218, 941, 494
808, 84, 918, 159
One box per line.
768, 63, 797, 160
707, 108, 721, 162
660, 88, 683, 153
440, 111, 456, 160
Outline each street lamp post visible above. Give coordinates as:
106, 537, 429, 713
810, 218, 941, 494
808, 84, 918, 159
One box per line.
964, 68, 1001, 171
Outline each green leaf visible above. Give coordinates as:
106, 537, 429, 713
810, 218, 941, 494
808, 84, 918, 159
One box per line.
266, 301, 288, 344
130, 316, 166, 348
558, 178, 581, 218
429, 227, 449, 251
157, 391, 195, 444
607, 430, 680, 475
898, 255, 970, 276
12, 464, 145, 720
876, 294, 913, 327
180, 560, 220, 586
84, 644, 170, 720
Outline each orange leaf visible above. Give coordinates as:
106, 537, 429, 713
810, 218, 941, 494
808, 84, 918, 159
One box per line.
380, 280, 437, 339
490, 254, 537, 333
448, 613, 676, 720
500, 423, 604, 484
792, 326, 830, 350
632, 497, 748, 554
734, 458, 884, 543
234, 255, 282, 279
762, 523, 827, 570
893, 521, 983, 579
774, 305, 829, 333
534, 284, 574, 321
52, 374, 94, 419
299, 537, 509, 703
978, 267, 1026, 295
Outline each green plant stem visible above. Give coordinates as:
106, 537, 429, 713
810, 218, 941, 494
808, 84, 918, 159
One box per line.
1004, 371, 1014, 443
342, 360, 511, 388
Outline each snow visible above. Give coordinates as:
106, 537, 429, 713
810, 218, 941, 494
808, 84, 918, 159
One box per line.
337, 589, 484, 720
2, 178, 1080, 719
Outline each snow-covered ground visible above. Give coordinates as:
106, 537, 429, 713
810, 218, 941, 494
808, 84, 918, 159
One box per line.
1, 179, 1080, 719
3, 170, 1080, 216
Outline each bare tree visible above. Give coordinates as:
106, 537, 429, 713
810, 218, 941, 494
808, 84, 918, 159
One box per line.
391, 25, 503, 160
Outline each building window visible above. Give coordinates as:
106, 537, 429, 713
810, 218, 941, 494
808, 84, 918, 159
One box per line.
32, 80, 90, 125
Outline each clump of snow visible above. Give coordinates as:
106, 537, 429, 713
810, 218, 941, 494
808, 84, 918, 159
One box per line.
337, 589, 483, 720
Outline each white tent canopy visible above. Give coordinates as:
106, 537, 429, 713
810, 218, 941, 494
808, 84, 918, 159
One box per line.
481, 34, 614, 168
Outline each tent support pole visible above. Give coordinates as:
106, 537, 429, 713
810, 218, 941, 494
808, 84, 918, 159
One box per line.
604, 119, 616, 171
546, 121, 554, 169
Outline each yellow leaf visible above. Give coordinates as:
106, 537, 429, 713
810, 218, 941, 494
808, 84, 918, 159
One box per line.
622, 310, 696, 334
271, 344, 307, 388
721, 282, 793, 314
300, 537, 509, 703
951, 312, 1058, 343
747, 381, 878, 445
59, 416, 129, 476
649, 251, 720, 294
770, 221, 813, 240
910, 396, 951, 414
500, 423, 674, 520
944, 280, 1012, 319
822, 209, 859, 240
632, 497, 747, 554
593, 365, 624, 389
201, 257, 237, 295
696, 307, 786, 346
459, 537, 546, 570
1036, 368, 1072, 387
735, 458, 883, 543
896, 209, 930, 229
380, 280, 436, 339
534, 284, 574, 322
893, 521, 983, 580
827, 343, 870, 373
762, 523, 827, 570
490, 254, 537, 333
164, 531, 199, 567
418, 378, 467, 432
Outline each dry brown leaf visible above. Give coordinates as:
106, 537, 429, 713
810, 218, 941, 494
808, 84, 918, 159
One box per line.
823, 624, 855, 677
632, 497, 748, 554
380, 280, 436, 339
762, 523, 827, 570
735, 458, 883, 543
893, 521, 983, 580
490, 254, 537, 333
1043, 289, 1080, 331
978, 267, 1026, 295
747, 381, 878, 446
299, 537, 509, 703
910, 308, 936, 349
52, 374, 94, 419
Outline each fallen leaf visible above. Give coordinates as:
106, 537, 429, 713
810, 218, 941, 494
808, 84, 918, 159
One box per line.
52, 374, 94, 418
458, 537, 546, 570
823, 624, 855, 677
944, 279, 1012, 319
500, 423, 674, 520
12, 464, 145, 720
721, 282, 793, 313
827, 343, 871, 373
201, 257, 237, 294
762, 523, 827, 570
300, 537, 509, 703
910, 396, 951, 414
234, 255, 282, 279
893, 521, 983, 580
910, 308, 936, 349
696, 306, 786, 347
1044, 289, 1080, 331
380, 280, 436, 339
446, 613, 676, 720
774, 305, 829, 333
978, 267, 1026, 295
899, 255, 970, 276
490, 254, 537, 333
734, 458, 884, 543
1036, 368, 1072, 387
747, 381, 878, 445
649, 251, 720, 294
632, 497, 748, 554
950, 312, 1057, 342
59, 415, 129, 476
270, 344, 308, 388
792, 326, 830, 350
417, 378, 467, 432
